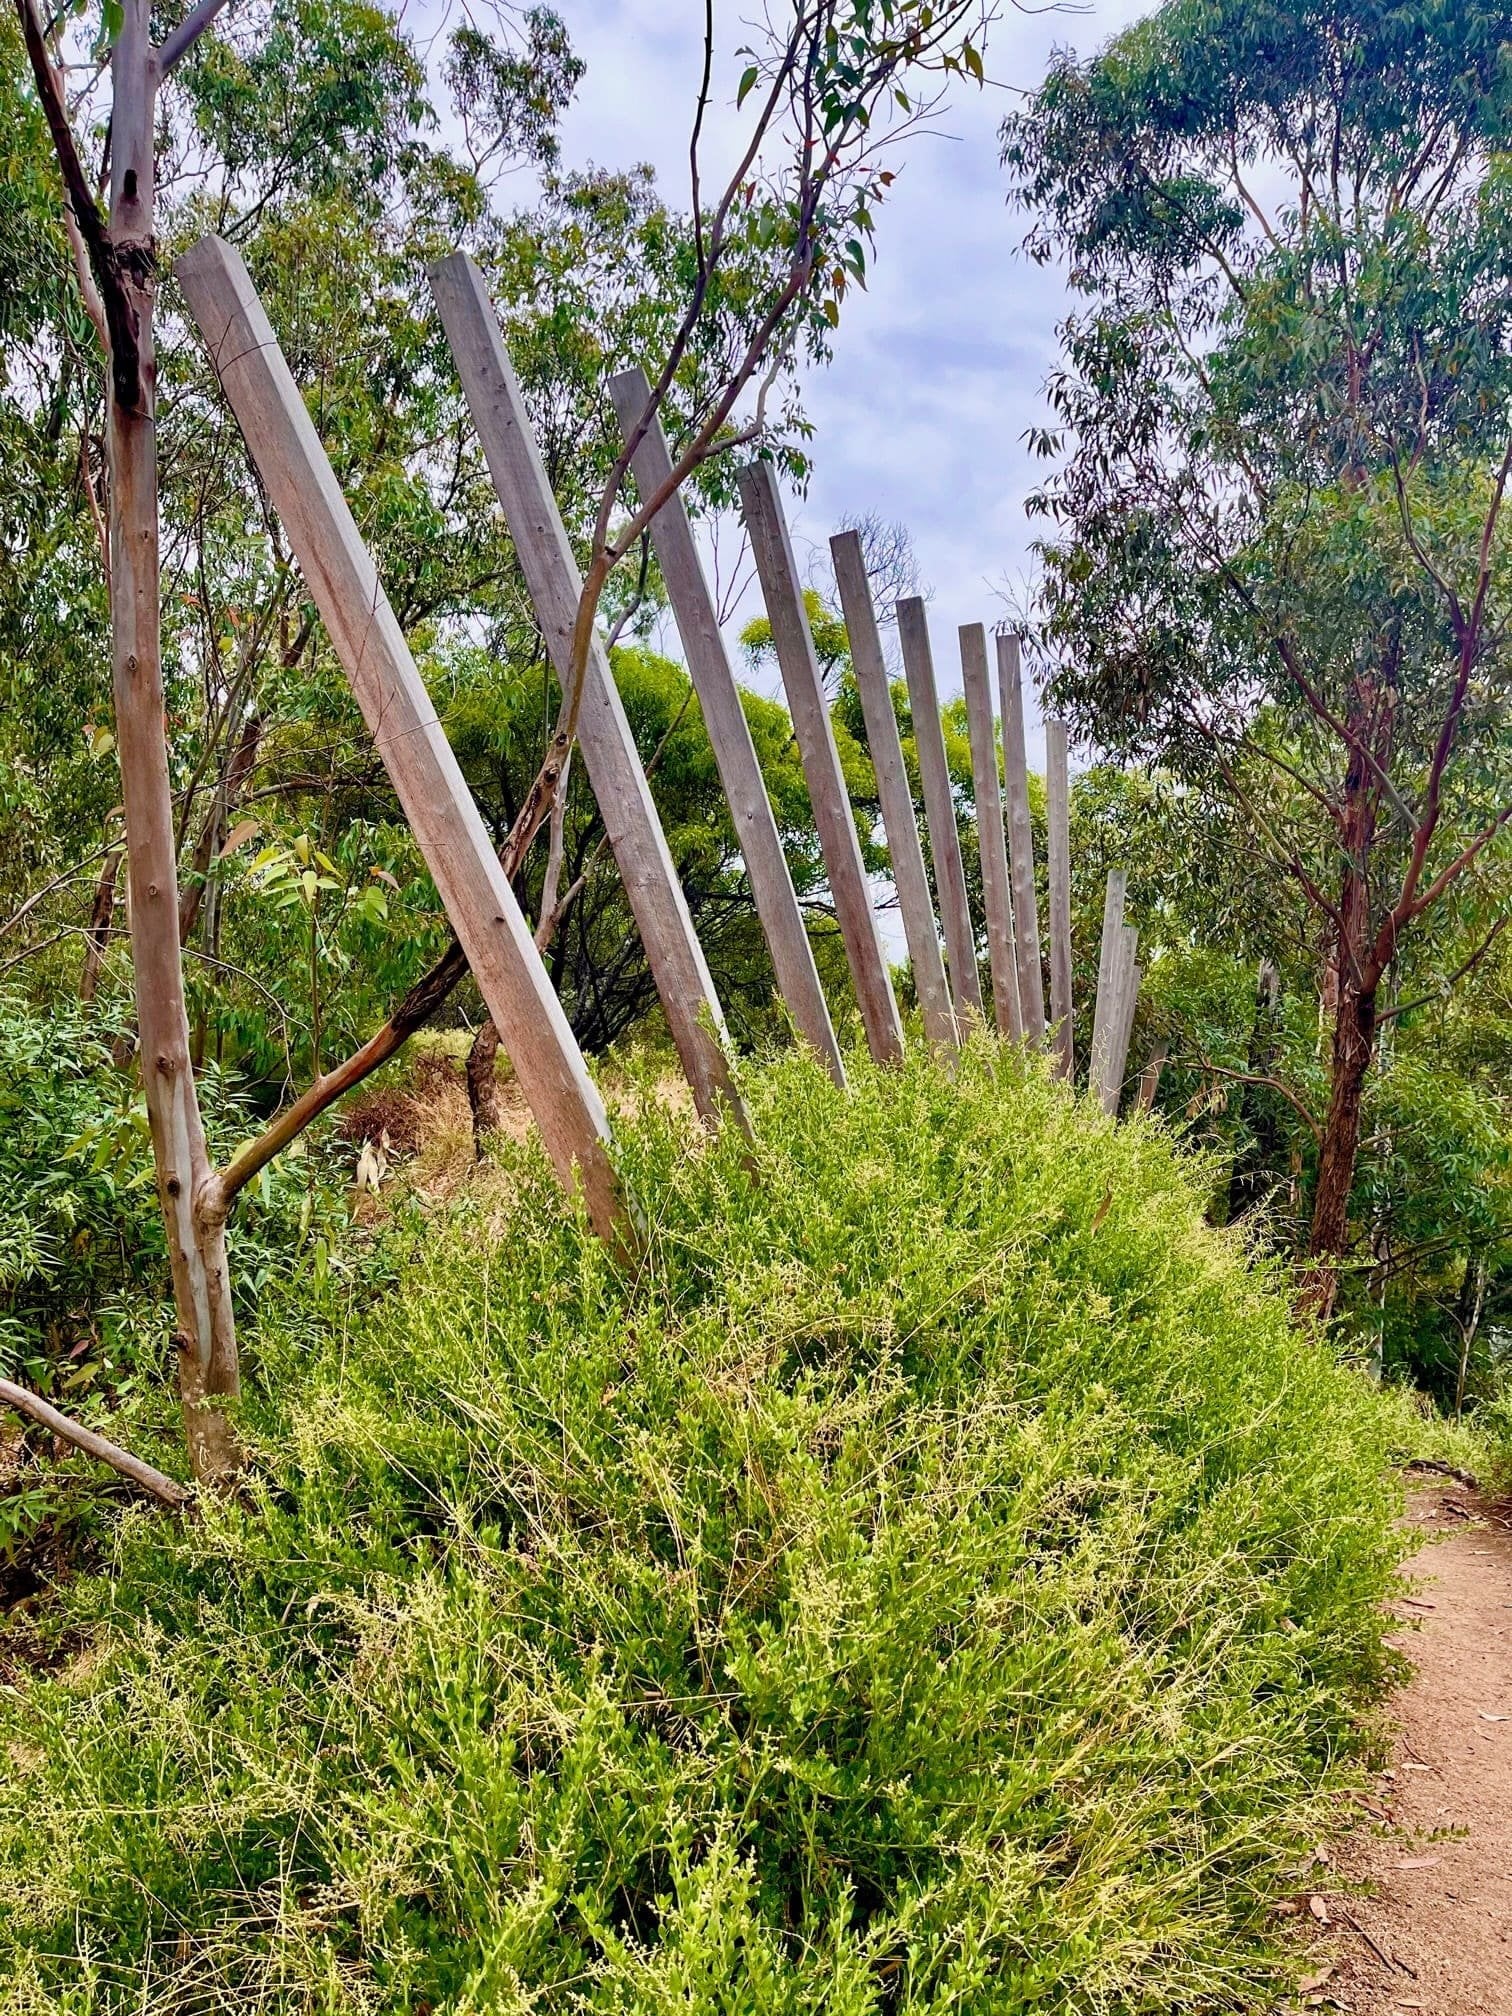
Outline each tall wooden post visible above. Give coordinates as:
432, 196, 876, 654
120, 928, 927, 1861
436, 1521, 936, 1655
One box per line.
1100, 927, 1141, 1117
428, 254, 745, 1132
830, 532, 957, 1052
959, 623, 1022, 1042
608, 368, 844, 1087
997, 633, 1045, 1044
898, 598, 982, 1023
1045, 718, 1074, 1079
1088, 869, 1127, 1103
737, 464, 904, 1066
177, 236, 624, 1243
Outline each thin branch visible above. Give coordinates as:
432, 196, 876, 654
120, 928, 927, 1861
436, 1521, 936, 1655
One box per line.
0, 1377, 193, 1509
157, 0, 231, 75
1377, 912, 1512, 1022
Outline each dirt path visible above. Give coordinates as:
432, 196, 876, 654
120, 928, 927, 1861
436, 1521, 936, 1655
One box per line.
1300, 1478, 1512, 2013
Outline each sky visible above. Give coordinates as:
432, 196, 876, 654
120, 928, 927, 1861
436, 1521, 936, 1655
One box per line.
542, 0, 1154, 766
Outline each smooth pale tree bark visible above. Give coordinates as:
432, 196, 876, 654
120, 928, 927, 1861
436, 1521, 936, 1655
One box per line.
430, 255, 745, 1131
829, 531, 957, 1052
1044, 719, 1074, 1078
958, 623, 1022, 1042
88, 2, 240, 1481
997, 633, 1045, 1044
609, 367, 845, 1086
0, 1377, 191, 1508
1088, 869, 1127, 1104
738, 463, 904, 1066
898, 598, 982, 1025
177, 235, 623, 1243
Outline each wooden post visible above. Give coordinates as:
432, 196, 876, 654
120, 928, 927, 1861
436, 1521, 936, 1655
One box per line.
1045, 718, 1074, 1079
177, 236, 624, 1243
997, 633, 1045, 1045
737, 464, 904, 1066
1088, 869, 1127, 1102
959, 623, 1022, 1042
830, 532, 957, 1052
1098, 926, 1140, 1116
898, 598, 983, 1023
608, 368, 844, 1087
428, 254, 745, 1133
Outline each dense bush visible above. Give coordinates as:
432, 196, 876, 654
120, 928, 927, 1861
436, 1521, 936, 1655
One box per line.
0, 1045, 1405, 2012
0, 990, 358, 1398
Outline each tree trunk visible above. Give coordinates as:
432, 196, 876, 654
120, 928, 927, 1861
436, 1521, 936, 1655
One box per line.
106, 3, 239, 1480
78, 843, 120, 1004
1298, 972, 1376, 1320
466, 1018, 502, 1145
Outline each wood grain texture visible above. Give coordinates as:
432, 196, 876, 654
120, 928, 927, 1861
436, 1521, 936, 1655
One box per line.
429, 253, 745, 1132
959, 623, 1023, 1042
997, 633, 1046, 1044
898, 597, 983, 1022
738, 463, 903, 1066
610, 367, 844, 1086
1098, 925, 1139, 1116
1045, 718, 1074, 1079
178, 235, 623, 1242
830, 531, 957, 1052
1088, 868, 1127, 1106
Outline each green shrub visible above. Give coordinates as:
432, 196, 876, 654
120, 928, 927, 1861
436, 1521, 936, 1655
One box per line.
0, 989, 360, 1401
0, 1044, 1405, 2013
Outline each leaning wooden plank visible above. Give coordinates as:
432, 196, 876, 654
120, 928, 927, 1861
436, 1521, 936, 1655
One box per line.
1045, 718, 1074, 1079
1098, 925, 1139, 1115
608, 368, 844, 1088
830, 531, 958, 1052
1087, 868, 1127, 1103
997, 633, 1046, 1045
176, 235, 623, 1243
898, 597, 983, 1023
959, 623, 1023, 1042
738, 463, 904, 1066
428, 253, 745, 1133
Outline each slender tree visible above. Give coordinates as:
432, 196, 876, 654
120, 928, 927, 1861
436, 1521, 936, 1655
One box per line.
1005, 0, 1512, 1314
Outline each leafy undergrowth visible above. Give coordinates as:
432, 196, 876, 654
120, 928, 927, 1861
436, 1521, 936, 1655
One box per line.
0, 1044, 1406, 2014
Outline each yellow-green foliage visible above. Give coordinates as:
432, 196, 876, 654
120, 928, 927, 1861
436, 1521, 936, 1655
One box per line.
0, 1045, 1406, 2012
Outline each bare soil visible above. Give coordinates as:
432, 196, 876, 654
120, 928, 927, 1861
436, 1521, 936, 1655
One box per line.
1298, 1478, 1512, 2013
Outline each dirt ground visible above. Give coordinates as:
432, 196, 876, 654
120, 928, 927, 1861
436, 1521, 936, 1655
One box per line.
1297, 1477, 1512, 2013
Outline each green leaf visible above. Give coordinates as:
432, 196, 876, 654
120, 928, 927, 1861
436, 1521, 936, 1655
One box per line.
736, 64, 759, 109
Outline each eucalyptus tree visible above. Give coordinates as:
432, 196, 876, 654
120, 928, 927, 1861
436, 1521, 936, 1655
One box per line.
1005, 0, 1512, 1313
8, 0, 996, 1479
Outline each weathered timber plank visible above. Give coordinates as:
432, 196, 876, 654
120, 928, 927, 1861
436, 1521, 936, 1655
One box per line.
898, 598, 983, 1023
830, 531, 957, 1052
959, 622, 1023, 1041
738, 464, 904, 1066
608, 367, 844, 1086
1045, 718, 1074, 1079
177, 234, 622, 1240
429, 253, 745, 1132
997, 632, 1046, 1044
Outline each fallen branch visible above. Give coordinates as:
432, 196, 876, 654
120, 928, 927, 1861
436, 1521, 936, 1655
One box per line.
0, 1377, 194, 1510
